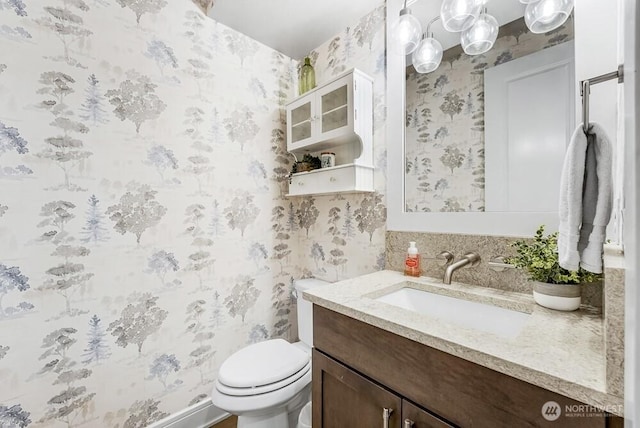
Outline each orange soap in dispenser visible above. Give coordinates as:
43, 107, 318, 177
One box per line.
404, 241, 421, 277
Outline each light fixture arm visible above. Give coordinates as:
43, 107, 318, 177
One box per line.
425, 16, 441, 38
399, 0, 411, 16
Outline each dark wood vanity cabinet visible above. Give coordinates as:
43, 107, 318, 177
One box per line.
312, 305, 623, 428
313, 349, 452, 428
313, 349, 402, 427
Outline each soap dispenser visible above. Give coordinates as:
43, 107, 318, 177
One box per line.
404, 241, 421, 277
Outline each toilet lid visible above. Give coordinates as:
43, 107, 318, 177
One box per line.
216, 362, 310, 396
218, 339, 310, 389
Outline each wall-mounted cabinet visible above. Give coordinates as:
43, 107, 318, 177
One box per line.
286, 69, 374, 196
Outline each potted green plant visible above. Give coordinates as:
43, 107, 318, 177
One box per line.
291, 154, 321, 173
507, 225, 602, 311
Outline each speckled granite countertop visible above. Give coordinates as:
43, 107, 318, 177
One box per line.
303, 270, 623, 416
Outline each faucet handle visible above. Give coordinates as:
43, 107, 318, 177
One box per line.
488, 256, 515, 272
435, 251, 454, 266
423, 251, 454, 266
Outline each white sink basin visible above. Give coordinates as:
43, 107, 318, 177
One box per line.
375, 287, 530, 339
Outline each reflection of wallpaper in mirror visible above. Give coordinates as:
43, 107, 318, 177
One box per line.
404, 17, 574, 213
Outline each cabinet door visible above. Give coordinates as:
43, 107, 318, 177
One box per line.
402, 400, 454, 428
287, 94, 315, 148
316, 76, 352, 139
313, 349, 402, 428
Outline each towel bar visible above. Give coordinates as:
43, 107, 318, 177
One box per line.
580, 64, 624, 134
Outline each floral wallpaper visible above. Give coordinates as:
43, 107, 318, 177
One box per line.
404, 17, 574, 213
288, 4, 388, 283
0, 0, 301, 426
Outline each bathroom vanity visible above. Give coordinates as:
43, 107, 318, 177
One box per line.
305, 271, 624, 427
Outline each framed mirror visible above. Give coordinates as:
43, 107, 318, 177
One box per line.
387, 0, 576, 236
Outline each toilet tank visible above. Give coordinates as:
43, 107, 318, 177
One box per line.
294, 278, 329, 347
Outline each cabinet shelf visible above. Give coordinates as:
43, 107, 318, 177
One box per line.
286, 68, 374, 196
289, 136, 363, 156
322, 104, 348, 116
287, 164, 374, 197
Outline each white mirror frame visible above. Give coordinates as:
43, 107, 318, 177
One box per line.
386, 0, 560, 237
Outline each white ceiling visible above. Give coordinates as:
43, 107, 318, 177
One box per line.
209, 0, 526, 60
208, 0, 383, 59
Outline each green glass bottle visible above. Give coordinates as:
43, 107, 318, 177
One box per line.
299, 57, 316, 95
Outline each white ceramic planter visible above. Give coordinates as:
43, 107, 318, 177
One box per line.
532, 281, 581, 311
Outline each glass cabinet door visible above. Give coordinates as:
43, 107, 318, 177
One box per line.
320, 83, 349, 134
290, 100, 313, 144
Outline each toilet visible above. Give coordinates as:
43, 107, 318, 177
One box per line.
211, 278, 328, 428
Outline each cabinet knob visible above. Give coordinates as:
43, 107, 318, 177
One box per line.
382, 408, 393, 428
404, 419, 415, 428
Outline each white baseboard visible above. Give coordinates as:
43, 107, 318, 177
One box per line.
148, 399, 229, 428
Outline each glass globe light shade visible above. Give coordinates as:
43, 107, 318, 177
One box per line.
391, 8, 422, 55
525, 0, 574, 34
412, 36, 443, 74
440, 0, 483, 32
461, 12, 498, 55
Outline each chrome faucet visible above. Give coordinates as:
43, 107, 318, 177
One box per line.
443, 252, 481, 284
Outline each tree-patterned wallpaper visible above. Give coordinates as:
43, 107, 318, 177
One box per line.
0, 0, 313, 426
190, 0, 213, 16
290, 4, 388, 283
405, 17, 574, 213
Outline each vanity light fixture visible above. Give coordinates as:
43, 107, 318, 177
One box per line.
412, 17, 444, 73
461, 8, 499, 55
391, 0, 423, 55
524, 0, 574, 34
440, 0, 483, 32
398, 0, 573, 73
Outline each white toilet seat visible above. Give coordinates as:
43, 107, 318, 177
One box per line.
211, 365, 312, 413
216, 361, 311, 396
218, 339, 310, 389
211, 339, 313, 414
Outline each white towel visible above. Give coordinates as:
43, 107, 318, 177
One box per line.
558, 123, 613, 273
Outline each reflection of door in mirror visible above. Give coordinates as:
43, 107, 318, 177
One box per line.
404, 17, 574, 213
485, 41, 575, 213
